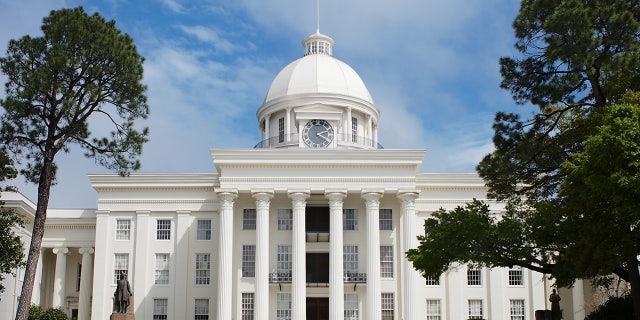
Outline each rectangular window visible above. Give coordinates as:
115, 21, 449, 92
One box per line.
155, 254, 170, 285
509, 266, 524, 286
351, 116, 358, 142
195, 298, 209, 320
425, 300, 441, 320
345, 293, 359, 320
197, 219, 211, 240
116, 219, 131, 240
467, 268, 482, 286
380, 246, 394, 278
276, 292, 291, 320
278, 117, 285, 143
243, 209, 256, 230
379, 209, 392, 230
381, 293, 394, 320
343, 209, 357, 230
156, 219, 171, 240
276, 245, 292, 277
241, 293, 254, 320
195, 253, 211, 285
242, 245, 256, 277
114, 253, 129, 284
468, 299, 483, 319
76, 263, 82, 292
425, 275, 440, 286
153, 298, 168, 320
510, 300, 525, 320
277, 208, 293, 230
343, 245, 359, 275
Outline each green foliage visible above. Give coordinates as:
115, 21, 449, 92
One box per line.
0, 208, 25, 298
585, 295, 634, 320
0, 6, 149, 182
409, 2, 640, 315
28, 305, 69, 320
0, 7, 149, 319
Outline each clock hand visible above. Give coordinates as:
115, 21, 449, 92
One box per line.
316, 131, 332, 142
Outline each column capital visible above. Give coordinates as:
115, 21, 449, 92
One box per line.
361, 191, 383, 207
52, 247, 69, 255
325, 190, 347, 201
397, 190, 419, 200
288, 191, 310, 202
78, 247, 94, 255
252, 190, 274, 200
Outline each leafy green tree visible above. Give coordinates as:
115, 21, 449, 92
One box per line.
0, 207, 25, 298
0, 7, 149, 320
0, 150, 25, 300
408, 0, 640, 318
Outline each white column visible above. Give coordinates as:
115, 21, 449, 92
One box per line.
573, 280, 586, 320
290, 191, 309, 320
52, 247, 69, 308
217, 191, 237, 320
265, 114, 271, 147
133, 210, 151, 319
91, 211, 110, 319
254, 191, 273, 320
367, 115, 372, 142
399, 192, 419, 320
373, 123, 378, 147
175, 211, 190, 319
346, 107, 352, 141
362, 191, 383, 320
285, 107, 291, 142
78, 247, 94, 320
327, 191, 346, 320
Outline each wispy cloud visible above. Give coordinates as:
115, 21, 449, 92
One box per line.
157, 0, 185, 14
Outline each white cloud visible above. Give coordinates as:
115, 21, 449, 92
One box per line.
176, 25, 238, 54
157, 0, 185, 14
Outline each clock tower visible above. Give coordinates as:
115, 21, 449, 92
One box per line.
255, 30, 381, 149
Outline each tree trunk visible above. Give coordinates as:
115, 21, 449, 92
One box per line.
627, 256, 640, 320
14, 157, 55, 320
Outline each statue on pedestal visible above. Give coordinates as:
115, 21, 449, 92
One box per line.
114, 271, 133, 314
550, 288, 562, 320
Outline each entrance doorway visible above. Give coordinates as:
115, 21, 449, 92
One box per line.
306, 297, 329, 320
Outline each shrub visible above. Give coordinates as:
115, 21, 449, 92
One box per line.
585, 295, 634, 320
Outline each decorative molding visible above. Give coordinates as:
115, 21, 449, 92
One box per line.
45, 224, 96, 230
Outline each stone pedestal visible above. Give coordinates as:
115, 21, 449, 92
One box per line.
110, 296, 134, 320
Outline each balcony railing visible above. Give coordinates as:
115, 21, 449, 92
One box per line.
254, 133, 383, 149
343, 272, 367, 283
306, 232, 330, 242
268, 272, 366, 282
269, 273, 292, 283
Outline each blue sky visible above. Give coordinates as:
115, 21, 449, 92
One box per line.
0, 0, 528, 208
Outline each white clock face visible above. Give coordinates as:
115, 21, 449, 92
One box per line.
302, 119, 334, 148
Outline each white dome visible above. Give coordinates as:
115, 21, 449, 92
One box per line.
263, 54, 374, 104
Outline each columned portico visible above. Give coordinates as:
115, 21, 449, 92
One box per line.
217, 190, 237, 320
289, 191, 310, 320
362, 191, 383, 320
326, 191, 346, 320
253, 191, 274, 320
78, 247, 94, 320
399, 191, 419, 320
52, 247, 69, 308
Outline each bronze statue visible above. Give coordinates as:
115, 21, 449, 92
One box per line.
114, 271, 133, 313
549, 288, 562, 320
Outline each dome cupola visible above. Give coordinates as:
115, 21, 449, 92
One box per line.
255, 30, 381, 150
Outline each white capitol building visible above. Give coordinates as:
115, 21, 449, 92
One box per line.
1, 28, 594, 320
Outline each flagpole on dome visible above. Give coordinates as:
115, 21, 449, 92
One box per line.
316, 0, 320, 34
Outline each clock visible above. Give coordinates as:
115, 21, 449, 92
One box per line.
302, 119, 334, 148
